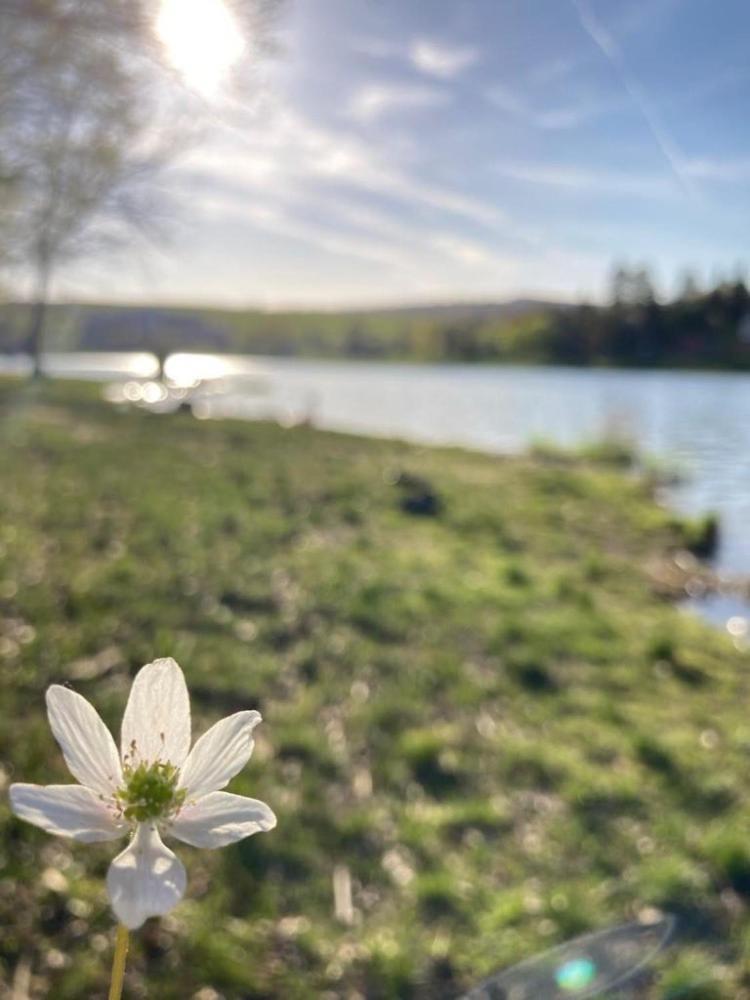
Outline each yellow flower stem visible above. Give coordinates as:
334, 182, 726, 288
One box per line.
108, 924, 130, 1000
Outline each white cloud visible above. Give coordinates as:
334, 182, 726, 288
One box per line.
486, 84, 617, 130
331, 201, 517, 270
495, 160, 678, 199
410, 38, 479, 79
525, 55, 583, 88
69, 93, 583, 305
175, 105, 528, 281
208, 197, 412, 269
195, 175, 506, 273
348, 83, 448, 122
189, 99, 509, 230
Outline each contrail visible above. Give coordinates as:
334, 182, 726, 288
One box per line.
570, 0, 696, 198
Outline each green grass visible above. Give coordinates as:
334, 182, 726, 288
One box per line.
0, 379, 749, 998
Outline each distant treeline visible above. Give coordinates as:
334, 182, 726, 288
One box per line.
537, 268, 750, 368
2, 268, 750, 367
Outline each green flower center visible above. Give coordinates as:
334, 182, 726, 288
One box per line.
115, 760, 186, 822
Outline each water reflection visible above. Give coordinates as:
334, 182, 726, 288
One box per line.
163, 351, 262, 386
1, 351, 158, 380
101, 352, 275, 418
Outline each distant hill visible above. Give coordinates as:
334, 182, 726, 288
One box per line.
4, 287, 750, 368
344, 298, 567, 320
0, 298, 563, 360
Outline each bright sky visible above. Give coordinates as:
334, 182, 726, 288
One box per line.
64, 0, 750, 308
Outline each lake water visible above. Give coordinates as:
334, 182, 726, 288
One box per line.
4, 351, 749, 627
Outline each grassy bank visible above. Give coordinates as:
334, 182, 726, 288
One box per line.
0, 380, 749, 998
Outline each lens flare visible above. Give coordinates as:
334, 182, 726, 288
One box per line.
464, 915, 675, 999
555, 957, 597, 991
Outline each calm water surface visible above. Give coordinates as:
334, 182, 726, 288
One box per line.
5, 352, 749, 625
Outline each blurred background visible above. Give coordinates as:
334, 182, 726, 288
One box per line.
2, 1, 750, 997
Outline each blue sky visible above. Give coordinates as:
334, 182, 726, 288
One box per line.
66, 0, 750, 308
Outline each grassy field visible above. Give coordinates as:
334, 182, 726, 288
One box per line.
0, 380, 749, 998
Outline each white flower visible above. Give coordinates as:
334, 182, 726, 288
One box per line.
9, 657, 276, 929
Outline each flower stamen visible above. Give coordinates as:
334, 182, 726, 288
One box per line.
115, 760, 186, 822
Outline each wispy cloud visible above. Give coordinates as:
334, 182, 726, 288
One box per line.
570, 0, 695, 197
52, 0, 750, 307
180, 98, 517, 249
495, 160, 678, 199
527, 0, 683, 91
347, 82, 448, 122
486, 83, 619, 130
683, 157, 750, 182
410, 38, 479, 79
165, 89, 558, 302
195, 169, 518, 285
525, 54, 583, 89
353, 35, 479, 82
248, 102, 508, 228
200, 195, 413, 270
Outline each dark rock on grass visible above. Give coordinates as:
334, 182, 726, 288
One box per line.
393, 469, 442, 516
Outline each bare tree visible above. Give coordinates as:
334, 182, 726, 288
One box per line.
0, 3, 178, 374
6, 35, 165, 372
0, 0, 284, 375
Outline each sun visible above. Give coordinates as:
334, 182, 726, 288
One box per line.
155, 0, 246, 99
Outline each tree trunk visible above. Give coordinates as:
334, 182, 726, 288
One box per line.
26, 266, 49, 379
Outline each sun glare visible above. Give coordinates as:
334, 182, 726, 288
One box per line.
156, 0, 246, 99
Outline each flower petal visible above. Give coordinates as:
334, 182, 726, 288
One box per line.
106, 822, 187, 929
45, 685, 122, 796
9, 783, 125, 842
170, 791, 276, 849
177, 710, 261, 799
120, 658, 191, 768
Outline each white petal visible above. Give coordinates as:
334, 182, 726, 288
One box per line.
9, 783, 125, 842
120, 658, 191, 768
106, 822, 187, 929
45, 685, 122, 795
178, 711, 261, 799
170, 791, 276, 849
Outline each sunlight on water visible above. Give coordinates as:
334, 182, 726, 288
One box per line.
163, 352, 260, 386
155, 0, 245, 98
16, 352, 159, 380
